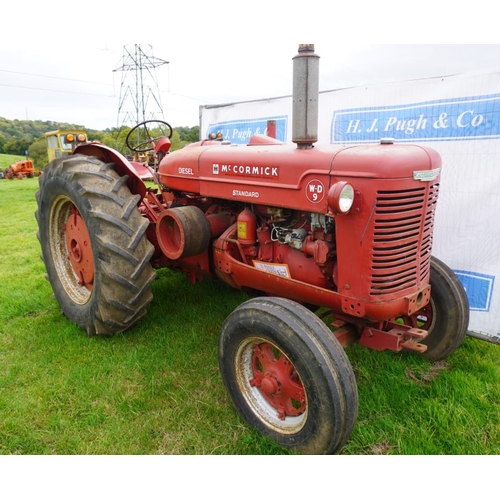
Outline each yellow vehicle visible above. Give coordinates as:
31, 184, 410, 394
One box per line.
45, 130, 88, 162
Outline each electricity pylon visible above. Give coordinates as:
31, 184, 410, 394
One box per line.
114, 44, 169, 129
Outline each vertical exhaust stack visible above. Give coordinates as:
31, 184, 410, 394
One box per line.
292, 44, 320, 149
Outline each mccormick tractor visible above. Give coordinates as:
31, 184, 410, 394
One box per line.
35, 45, 469, 454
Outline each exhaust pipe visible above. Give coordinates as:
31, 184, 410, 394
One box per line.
292, 44, 320, 149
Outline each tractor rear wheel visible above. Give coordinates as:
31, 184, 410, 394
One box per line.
218, 297, 358, 454
402, 256, 469, 361
35, 155, 156, 336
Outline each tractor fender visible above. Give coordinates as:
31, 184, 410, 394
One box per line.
73, 142, 147, 199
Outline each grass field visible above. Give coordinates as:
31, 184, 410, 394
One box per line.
0, 170, 499, 455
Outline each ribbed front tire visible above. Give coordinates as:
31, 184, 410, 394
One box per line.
218, 297, 358, 454
420, 257, 470, 360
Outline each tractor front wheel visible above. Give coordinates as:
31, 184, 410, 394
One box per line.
36, 155, 156, 336
218, 297, 358, 454
402, 256, 469, 361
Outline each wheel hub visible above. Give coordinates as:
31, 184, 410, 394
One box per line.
65, 205, 94, 290
260, 374, 279, 395
250, 343, 306, 419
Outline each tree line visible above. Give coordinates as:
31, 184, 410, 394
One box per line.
0, 117, 200, 169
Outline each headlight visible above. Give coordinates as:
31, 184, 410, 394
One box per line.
328, 182, 355, 214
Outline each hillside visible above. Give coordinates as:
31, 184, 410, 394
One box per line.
0, 117, 199, 158
0, 116, 101, 156
0, 117, 200, 170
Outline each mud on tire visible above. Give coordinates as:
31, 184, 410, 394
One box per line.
36, 155, 156, 336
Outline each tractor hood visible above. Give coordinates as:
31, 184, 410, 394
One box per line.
158, 135, 441, 214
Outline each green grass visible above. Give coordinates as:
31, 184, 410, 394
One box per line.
0, 175, 499, 455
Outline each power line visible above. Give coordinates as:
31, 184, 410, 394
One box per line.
0, 68, 113, 87
0, 82, 113, 97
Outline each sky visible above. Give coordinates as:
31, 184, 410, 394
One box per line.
1, 2, 499, 132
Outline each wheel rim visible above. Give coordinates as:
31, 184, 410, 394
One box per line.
400, 299, 435, 330
234, 337, 308, 434
49, 195, 94, 304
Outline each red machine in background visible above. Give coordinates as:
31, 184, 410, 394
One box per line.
4, 159, 41, 179
35, 45, 469, 454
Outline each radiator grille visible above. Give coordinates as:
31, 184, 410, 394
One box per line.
370, 184, 439, 295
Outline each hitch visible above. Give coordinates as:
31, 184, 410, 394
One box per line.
359, 322, 429, 354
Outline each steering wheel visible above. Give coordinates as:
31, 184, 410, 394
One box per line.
125, 120, 173, 153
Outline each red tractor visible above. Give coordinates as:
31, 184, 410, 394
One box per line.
35, 45, 469, 454
5, 159, 41, 179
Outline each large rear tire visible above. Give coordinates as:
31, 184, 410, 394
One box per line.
218, 297, 358, 454
35, 155, 156, 336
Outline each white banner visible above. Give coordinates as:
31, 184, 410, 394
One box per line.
200, 68, 500, 338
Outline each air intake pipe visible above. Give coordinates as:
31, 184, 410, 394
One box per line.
292, 44, 320, 149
